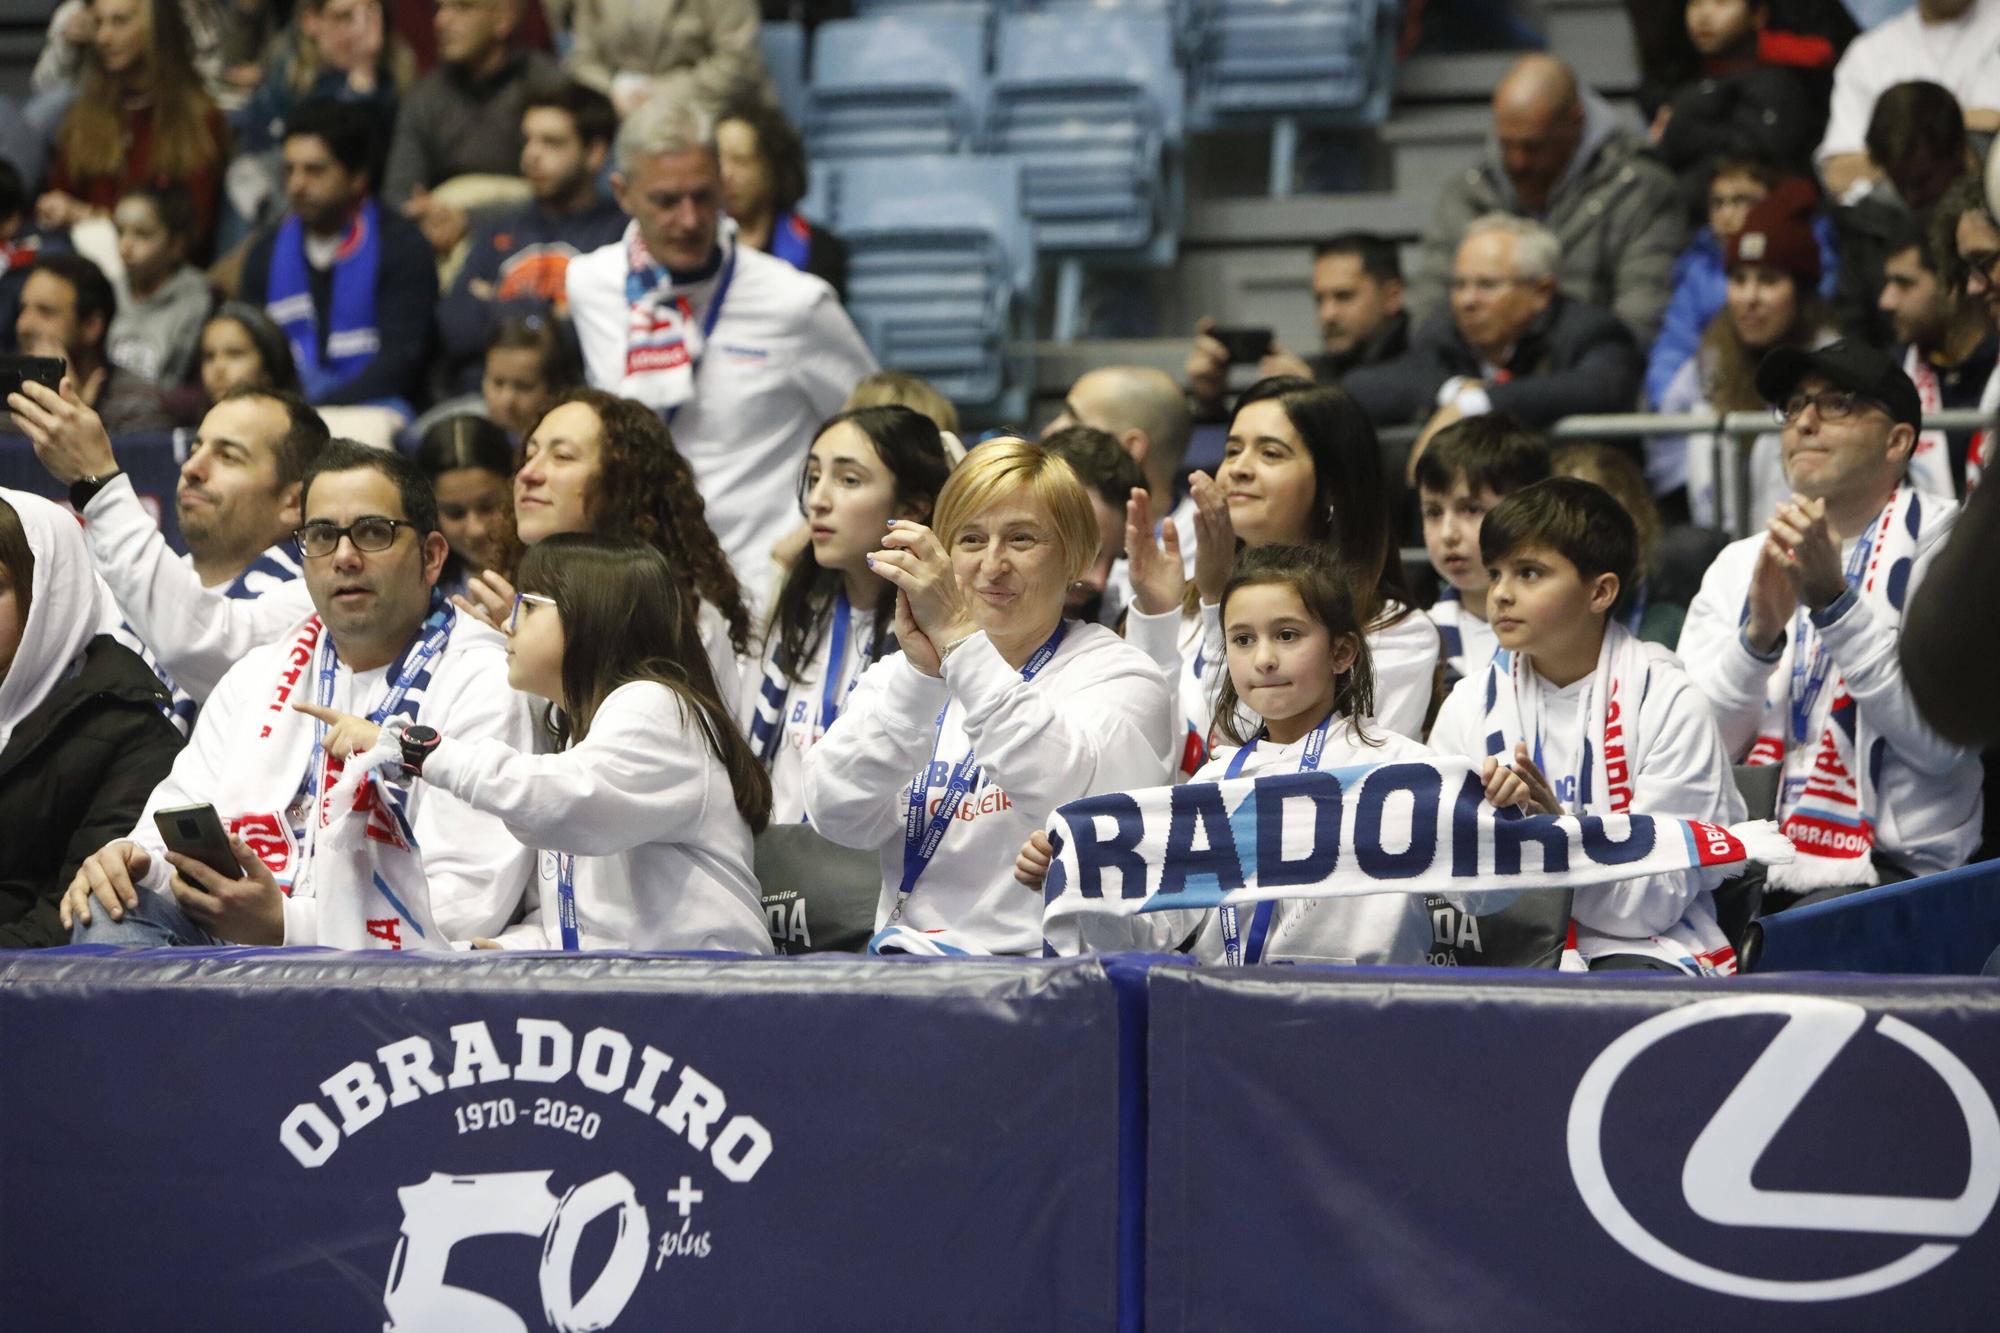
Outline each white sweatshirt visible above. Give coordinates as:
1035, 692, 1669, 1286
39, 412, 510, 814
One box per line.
81, 473, 315, 701
803, 622, 1175, 956
423, 680, 771, 953
1124, 597, 1441, 773
125, 613, 540, 944
1677, 526, 1981, 875
739, 600, 880, 826
1429, 643, 1744, 969
1185, 719, 1439, 966
567, 233, 877, 605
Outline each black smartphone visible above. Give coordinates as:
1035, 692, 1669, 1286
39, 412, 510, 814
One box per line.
153, 803, 245, 881
1211, 326, 1274, 364
0, 354, 65, 400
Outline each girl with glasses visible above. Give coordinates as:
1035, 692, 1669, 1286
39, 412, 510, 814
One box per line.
303, 535, 773, 953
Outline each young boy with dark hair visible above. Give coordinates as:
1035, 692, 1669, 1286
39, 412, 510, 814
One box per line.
1414, 412, 1551, 683
108, 184, 211, 386
1429, 477, 1746, 974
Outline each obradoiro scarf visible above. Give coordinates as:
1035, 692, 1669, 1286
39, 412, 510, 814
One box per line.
1039, 753, 1792, 955
1745, 483, 1937, 891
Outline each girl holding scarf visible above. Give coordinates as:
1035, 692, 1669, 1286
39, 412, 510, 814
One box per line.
1431, 479, 1747, 974
1124, 377, 1439, 773
304, 536, 772, 953
744, 406, 954, 824
803, 439, 1175, 956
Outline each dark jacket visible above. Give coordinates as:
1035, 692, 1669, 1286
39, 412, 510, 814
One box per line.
381, 49, 564, 206
0, 636, 182, 948
1655, 61, 1824, 209
241, 204, 440, 409
1345, 293, 1644, 428
436, 195, 631, 393
1308, 308, 1411, 385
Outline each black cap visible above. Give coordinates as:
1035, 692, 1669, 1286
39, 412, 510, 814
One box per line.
1754, 340, 1921, 429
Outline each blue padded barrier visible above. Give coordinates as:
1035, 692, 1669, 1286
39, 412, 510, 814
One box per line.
1758, 859, 2000, 976
0, 430, 186, 547
1145, 964, 2000, 1329
0, 951, 1125, 1330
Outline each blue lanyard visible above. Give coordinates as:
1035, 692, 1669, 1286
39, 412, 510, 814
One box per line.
1788, 529, 1874, 746
1218, 712, 1332, 966
819, 591, 873, 734
663, 245, 737, 428
303, 603, 455, 805
895, 621, 1069, 910
555, 852, 579, 951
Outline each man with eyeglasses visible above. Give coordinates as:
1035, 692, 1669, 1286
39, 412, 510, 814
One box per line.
1354, 213, 1641, 481
63, 442, 538, 948
11, 378, 328, 724
1935, 174, 2000, 490
1678, 341, 1982, 902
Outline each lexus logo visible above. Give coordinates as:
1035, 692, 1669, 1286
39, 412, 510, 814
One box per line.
1567, 996, 2000, 1301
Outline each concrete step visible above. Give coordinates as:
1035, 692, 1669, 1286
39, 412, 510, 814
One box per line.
1183, 189, 1434, 246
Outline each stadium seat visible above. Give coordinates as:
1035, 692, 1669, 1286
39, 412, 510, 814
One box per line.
986, 11, 1184, 253
1187, 0, 1398, 127
824, 155, 1036, 408
759, 22, 809, 129
805, 15, 991, 160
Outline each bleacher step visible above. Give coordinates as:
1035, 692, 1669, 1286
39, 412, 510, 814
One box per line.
1185, 190, 1434, 247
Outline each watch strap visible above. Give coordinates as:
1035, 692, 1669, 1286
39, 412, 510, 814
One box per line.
68, 471, 121, 510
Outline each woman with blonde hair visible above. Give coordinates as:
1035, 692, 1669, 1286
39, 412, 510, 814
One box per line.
803, 438, 1174, 955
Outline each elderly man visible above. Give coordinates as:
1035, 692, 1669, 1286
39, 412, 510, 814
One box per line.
1184, 232, 1409, 420
1405, 54, 1684, 346
567, 98, 875, 597
1678, 341, 1981, 903
62, 442, 538, 946
1352, 215, 1641, 479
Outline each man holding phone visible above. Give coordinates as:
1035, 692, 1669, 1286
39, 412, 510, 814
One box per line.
59, 442, 537, 947
9, 253, 170, 436
1184, 232, 1409, 422
11, 379, 329, 720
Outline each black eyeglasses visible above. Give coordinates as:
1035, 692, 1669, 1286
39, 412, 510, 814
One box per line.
1774, 389, 1887, 426
294, 516, 420, 558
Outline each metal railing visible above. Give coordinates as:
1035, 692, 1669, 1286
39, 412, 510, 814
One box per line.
1381, 407, 1992, 539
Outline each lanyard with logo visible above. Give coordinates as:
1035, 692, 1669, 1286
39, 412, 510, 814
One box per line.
893, 621, 1069, 917
819, 591, 874, 735
555, 852, 580, 950
296, 603, 455, 865
1217, 711, 1332, 966
1786, 522, 1877, 749
664, 246, 736, 428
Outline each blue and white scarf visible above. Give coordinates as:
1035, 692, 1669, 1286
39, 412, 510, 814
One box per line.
266, 200, 383, 401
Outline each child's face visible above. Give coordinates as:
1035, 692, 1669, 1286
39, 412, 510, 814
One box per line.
1484, 543, 1618, 660
506, 594, 566, 702
1224, 582, 1355, 735
113, 196, 181, 291
1707, 171, 1767, 241
1419, 478, 1502, 596
1686, 0, 1756, 56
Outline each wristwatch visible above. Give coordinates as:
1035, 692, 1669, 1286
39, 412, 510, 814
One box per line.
399, 725, 441, 777
68, 471, 121, 510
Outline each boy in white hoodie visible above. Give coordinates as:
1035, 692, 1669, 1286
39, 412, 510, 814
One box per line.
1430, 477, 1745, 973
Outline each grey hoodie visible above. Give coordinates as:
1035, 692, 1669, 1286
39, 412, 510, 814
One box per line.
1405, 88, 1686, 348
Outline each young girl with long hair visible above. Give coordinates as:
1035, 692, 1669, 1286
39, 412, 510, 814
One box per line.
41, 0, 229, 253
746, 405, 954, 823
456, 387, 752, 697
1124, 376, 1439, 770
413, 415, 514, 601
1017, 543, 1438, 963
303, 535, 773, 953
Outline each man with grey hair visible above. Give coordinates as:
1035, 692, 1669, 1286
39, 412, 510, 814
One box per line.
566, 98, 876, 599
1403, 53, 1683, 347
1352, 213, 1641, 478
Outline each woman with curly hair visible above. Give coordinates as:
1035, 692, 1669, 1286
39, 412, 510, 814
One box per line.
455, 387, 751, 697
39, 0, 230, 255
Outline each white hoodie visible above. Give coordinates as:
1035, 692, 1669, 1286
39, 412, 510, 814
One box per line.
424, 680, 771, 953
803, 622, 1174, 955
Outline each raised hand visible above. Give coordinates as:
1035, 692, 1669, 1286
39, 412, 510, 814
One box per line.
1124, 488, 1186, 616
1188, 470, 1237, 605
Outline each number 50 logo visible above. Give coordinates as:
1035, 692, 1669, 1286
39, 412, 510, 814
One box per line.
383, 1171, 650, 1332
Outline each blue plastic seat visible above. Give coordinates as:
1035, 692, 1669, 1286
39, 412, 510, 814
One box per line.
1188, 0, 1397, 126
986, 11, 1183, 253
823, 155, 1035, 406
759, 22, 809, 128
805, 16, 991, 159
